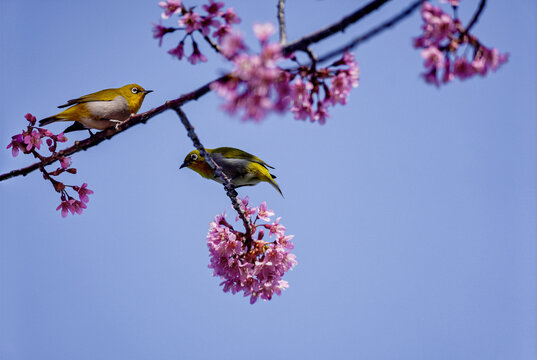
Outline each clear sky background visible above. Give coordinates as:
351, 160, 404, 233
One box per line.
1, 1, 535, 359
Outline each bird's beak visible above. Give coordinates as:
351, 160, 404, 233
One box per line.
143, 90, 153, 94
179, 160, 189, 169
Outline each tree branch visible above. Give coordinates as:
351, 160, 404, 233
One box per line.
173, 107, 253, 242
282, 0, 393, 55
277, 0, 287, 45
317, 0, 423, 64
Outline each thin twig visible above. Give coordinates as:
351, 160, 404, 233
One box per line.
173, 107, 253, 243
304, 47, 318, 73
464, 0, 486, 34
282, 0, 393, 55
317, 0, 423, 64
277, 0, 287, 45
203, 35, 221, 54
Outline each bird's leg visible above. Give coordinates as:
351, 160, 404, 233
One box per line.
108, 119, 123, 130
112, 114, 136, 130
87, 129, 95, 137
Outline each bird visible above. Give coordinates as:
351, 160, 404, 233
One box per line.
38, 84, 152, 133
180, 147, 283, 197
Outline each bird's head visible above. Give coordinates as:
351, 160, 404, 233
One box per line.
120, 84, 153, 113
180, 149, 213, 178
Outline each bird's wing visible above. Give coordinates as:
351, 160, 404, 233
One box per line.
213, 147, 275, 169
57, 88, 118, 108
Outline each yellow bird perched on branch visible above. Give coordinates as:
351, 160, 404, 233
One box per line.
180, 147, 283, 197
38, 84, 152, 133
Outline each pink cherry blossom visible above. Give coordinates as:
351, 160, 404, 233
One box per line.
222, 8, 240, 25
187, 42, 207, 64
6, 134, 24, 157
314, 100, 330, 125
75, 183, 94, 204
59, 156, 72, 170
70, 199, 87, 215
56, 199, 74, 218
421, 46, 445, 69
423, 68, 440, 87
202, 0, 224, 17
168, 41, 185, 60
153, 22, 175, 46
237, 196, 256, 220
54, 132, 68, 142
179, 10, 202, 34
329, 72, 354, 105
483, 47, 509, 71
213, 24, 232, 43
268, 217, 286, 238
220, 32, 246, 59
23, 130, 42, 151
290, 78, 314, 120
257, 202, 275, 221
200, 15, 220, 36
453, 57, 474, 80
38, 128, 53, 138
343, 52, 360, 87
253, 23, 276, 43
158, 0, 182, 19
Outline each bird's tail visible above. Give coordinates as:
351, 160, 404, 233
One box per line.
38, 115, 62, 126
268, 173, 284, 198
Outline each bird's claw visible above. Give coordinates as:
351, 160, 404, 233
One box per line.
109, 119, 123, 130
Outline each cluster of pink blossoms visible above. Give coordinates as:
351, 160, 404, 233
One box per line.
414, 1, 508, 86
153, 0, 241, 64
289, 52, 359, 124
207, 197, 297, 304
211, 22, 360, 123
7, 114, 67, 157
210, 23, 292, 121
6, 113, 93, 218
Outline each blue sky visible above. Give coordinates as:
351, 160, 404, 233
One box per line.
1, 1, 535, 359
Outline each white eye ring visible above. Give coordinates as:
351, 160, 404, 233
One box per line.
131, 87, 139, 94
190, 153, 198, 160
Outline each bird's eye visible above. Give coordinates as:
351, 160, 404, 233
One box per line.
190, 153, 198, 161
131, 87, 139, 94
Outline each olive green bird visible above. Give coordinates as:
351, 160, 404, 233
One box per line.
180, 147, 283, 197
38, 84, 152, 133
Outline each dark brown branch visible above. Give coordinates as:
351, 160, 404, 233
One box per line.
173, 107, 253, 243
277, 0, 287, 45
464, 0, 486, 34
282, 0, 393, 55
317, 0, 423, 64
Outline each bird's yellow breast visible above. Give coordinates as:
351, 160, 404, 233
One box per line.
189, 161, 214, 179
